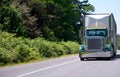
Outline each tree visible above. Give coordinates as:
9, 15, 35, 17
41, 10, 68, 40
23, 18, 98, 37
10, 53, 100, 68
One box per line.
26, 0, 94, 40
0, 0, 26, 36
0, 0, 11, 31
27, 0, 61, 39
46, 0, 94, 41
0, 0, 94, 41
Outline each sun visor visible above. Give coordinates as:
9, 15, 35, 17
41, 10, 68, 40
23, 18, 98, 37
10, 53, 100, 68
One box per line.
85, 14, 110, 29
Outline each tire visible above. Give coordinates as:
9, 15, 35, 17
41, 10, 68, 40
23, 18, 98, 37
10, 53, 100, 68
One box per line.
105, 57, 111, 60
80, 57, 84, 61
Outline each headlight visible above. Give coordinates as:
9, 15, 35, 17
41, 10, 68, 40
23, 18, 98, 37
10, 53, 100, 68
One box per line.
104, 44, 111, 51
79, 45, 85, 51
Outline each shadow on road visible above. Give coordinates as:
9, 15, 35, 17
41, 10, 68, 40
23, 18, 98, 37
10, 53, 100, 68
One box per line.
82, 54, 120, 61
114, 55, 120, 58
112, 54, 120, 61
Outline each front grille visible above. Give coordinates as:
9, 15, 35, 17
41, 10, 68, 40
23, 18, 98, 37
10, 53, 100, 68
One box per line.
87, 38, 102, 50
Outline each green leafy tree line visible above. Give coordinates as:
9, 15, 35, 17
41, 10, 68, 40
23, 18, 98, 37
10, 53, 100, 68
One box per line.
0, 0, 94, 41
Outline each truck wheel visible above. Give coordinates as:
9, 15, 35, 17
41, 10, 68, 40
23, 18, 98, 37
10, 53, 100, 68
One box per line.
80, 58, 84, 61
105, 57, 111, 60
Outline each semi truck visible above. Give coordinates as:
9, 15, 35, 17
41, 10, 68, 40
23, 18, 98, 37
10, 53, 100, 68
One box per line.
79, 13, 117, 60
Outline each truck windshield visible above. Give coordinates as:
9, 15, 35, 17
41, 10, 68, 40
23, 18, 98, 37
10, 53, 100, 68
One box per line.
87, 29, 107, 36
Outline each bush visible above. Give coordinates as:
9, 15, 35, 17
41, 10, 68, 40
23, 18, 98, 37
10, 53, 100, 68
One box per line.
16, 43, 40, 62
0, 32, 79, 65
61, 41, 79, 54
0, 48, 18, 64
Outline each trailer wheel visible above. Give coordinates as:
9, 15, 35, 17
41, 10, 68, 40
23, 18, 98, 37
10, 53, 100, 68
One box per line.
113, 53, 116, 56
112, 47, 116, 56
111, 44, 116, 56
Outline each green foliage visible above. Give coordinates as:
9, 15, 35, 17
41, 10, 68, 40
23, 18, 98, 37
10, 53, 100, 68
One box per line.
0, 0, 94, 41
61, 41, 79, 54
0, 32, 79, 65
26, 0, 94, 40
0, 32, 40, 64
0, 0, 94, 65
0, 0, 26, 36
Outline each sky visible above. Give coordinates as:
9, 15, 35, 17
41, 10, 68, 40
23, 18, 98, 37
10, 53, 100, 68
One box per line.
89, 0, 120, 34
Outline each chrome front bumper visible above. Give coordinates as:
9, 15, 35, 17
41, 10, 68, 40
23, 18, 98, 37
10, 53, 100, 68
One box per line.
79, 51, 112, 58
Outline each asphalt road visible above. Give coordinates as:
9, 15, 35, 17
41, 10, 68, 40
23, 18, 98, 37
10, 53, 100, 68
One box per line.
0, 50, 120, 77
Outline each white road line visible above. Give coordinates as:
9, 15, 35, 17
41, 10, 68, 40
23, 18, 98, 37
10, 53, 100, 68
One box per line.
16, 59, 79, 77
